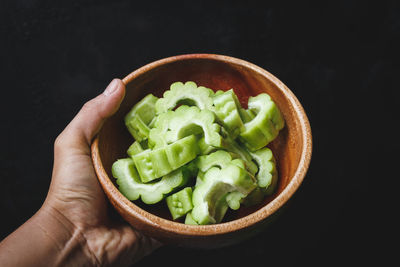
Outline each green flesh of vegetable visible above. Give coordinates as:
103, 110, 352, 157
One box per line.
239, 107, 256, 123
191, 164, 256, 224
191, 151, 257, 224
112, 81, 284, 225
250, 147, 278, 192
241, 148, 279, 206
195, 150, 257, 213
184, 212, 199, 225
125, 94, 158, 142
155, 81, 214, 114
132, 135, 199, 183
166, 187, 194, 220
220, 128, 258, 175
239, 93, 285, 151
213, 89, 245, 138
226, 191, 245, 210
195, 150, 232, 172
112, 158, 189, 204
149, 105, 222, 149
127, 140, 148, 157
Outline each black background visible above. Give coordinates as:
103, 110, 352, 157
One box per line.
0, 0, 398, 266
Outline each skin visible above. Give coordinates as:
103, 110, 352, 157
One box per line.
0, 79, 161, 266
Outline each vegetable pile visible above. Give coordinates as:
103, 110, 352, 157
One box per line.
112, 81, 285, 225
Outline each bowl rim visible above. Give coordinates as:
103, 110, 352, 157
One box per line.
91, 53, 312, 236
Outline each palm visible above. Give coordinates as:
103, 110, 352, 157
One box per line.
49, 141, 157, 265
52, 150, 107, 222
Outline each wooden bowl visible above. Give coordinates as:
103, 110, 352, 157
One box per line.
91, 54, 312, 248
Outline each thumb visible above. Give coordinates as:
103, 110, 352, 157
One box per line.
55, 79, 125, 152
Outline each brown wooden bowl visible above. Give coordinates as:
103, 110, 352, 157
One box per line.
91, 54, 312, 248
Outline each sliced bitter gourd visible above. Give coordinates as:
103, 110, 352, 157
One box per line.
220, 129, 258, 175
196, 149, 254, 177
214, 90, 225, 97
191, 161, 257, 224
238, 107, 256, 123
147, 111, 171, 148
125, 94, 158, 141
166, 187, 194, 220
225, 191, 246, 210
111, 158, 189, 204
194, 150, 258, 214
250, 147, 278, 195
226, 157, 257, 210
239, 93, 285, 151
127, 140, 148, 157
195, 150, 232, 172
115, 82, 285, 225
213, 89, 245, 138
149, 105, 223, 149
155, 81, 214, 114
197, 136, 218, 155
132, 135, 199, 183
184, 212, 199, 225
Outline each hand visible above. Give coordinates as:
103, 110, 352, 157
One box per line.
0, 79, 161, 267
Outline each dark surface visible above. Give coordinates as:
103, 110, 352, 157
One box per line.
0, 0, 397, 266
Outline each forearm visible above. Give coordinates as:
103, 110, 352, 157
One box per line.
0, 206, 97, 267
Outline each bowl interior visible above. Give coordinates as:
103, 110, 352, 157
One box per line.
97, 56, 305, 223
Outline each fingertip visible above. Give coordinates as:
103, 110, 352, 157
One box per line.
102, 79, 125, 115
103, 78, 125, 96
65, 79, 126, 145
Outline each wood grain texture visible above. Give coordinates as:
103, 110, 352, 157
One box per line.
91, 54, 312, 248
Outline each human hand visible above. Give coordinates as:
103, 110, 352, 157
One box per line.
42, 79, 161, 266
0, 79, 161, 267
0, 79, 162, 266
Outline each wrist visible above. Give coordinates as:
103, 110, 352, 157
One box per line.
35, 205, 100, 266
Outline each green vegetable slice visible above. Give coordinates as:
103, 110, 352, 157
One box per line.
197, 136, 218, 155
196, 149, 255, 177
250, 147, 278, 195
127, 140, 148, 157
225, 157, 259, 210
226, 159, 253, 210
213, 89, 245, 138
148, 111, 171, 148
225, 191, 245, 210
111, 158, 189, 204
149, 105, 223, 149
167, 106, 222, 147
214, 90, 224, 96
184, 212, 199, 225
114, 82, 284, 225
155, 81, 214, 114
195, 151, 257, 212
195, 150, 232, 172
166, 187, 194, 220
194, 171, 205, 187
239, 93, 285, 151
124, 94, 158, 141
210, 194, 230, 224
220, 129, 258, 175
238, 108, 255, 123
191, 163, 256, 225
241, 148, 278, 206
132, 135, 199, 183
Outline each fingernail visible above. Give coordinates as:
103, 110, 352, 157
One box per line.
103, 79, 119, 96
